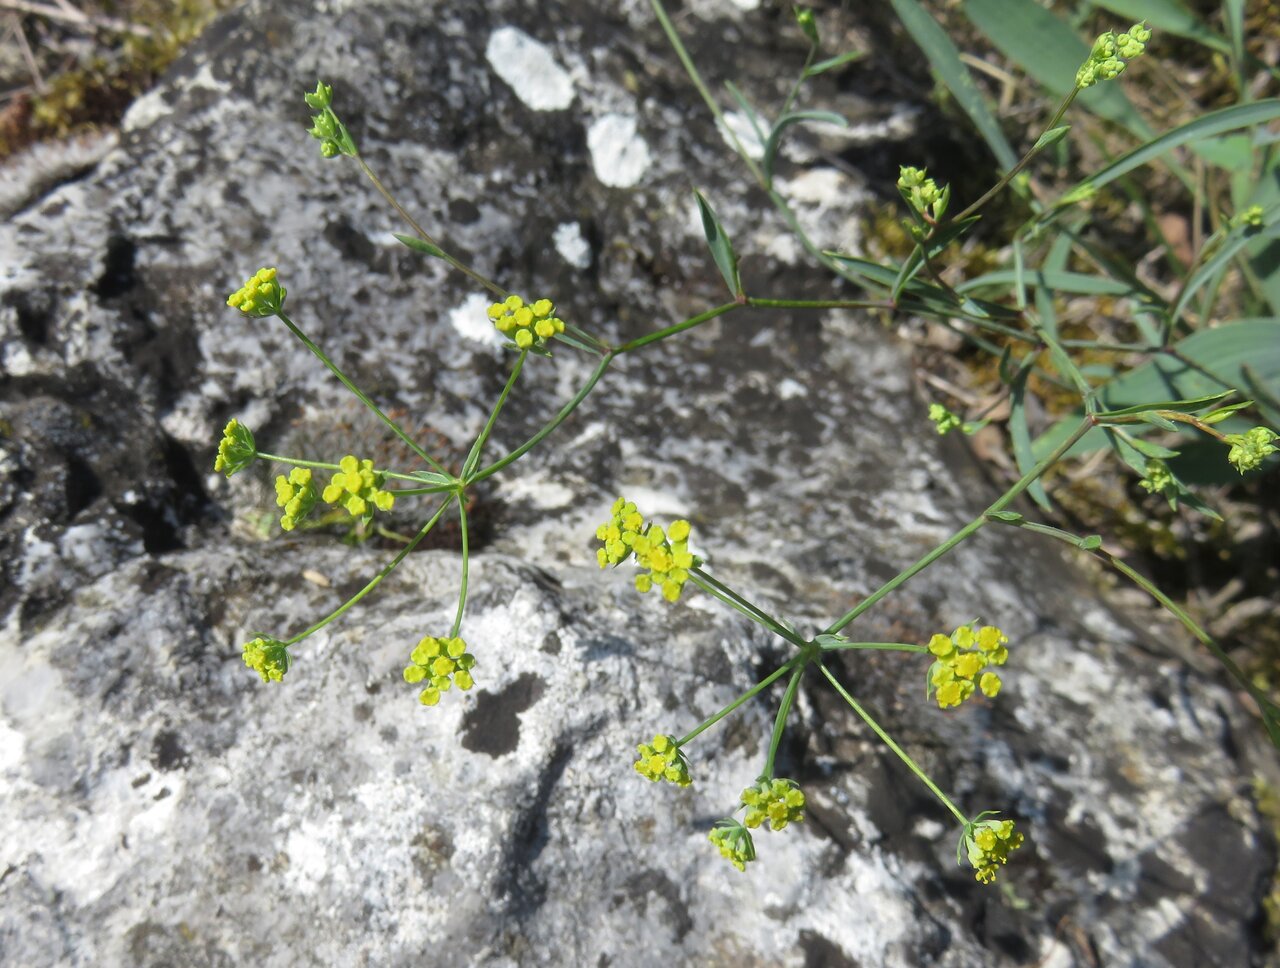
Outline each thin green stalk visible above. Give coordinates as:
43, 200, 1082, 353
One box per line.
824, 417, 1095, 635
255, 452, 439, 485
819, 661, 968, 824
463, 349, 528, 479
357, 157, 505, 299
450, 501, 470, 638
649, 0, 767, 189
615, 303, 742, 354
285, 496, 454, 645
821, 641, 928, 654
678, 657, 801, 746
779, 41, 816, 119
746, 297, 886, 311
1059, 339, 1161, 352
689, 568, 805, 649
763, 665, 805, 779
1092, 547, 1276, 727
275, 311, 450, 476
950, 88, 1079, 225
651, 0, 878, 299
470, 353, 615, 483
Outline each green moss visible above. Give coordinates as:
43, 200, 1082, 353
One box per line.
2, 0, 235, 159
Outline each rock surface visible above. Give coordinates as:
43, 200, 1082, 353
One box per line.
0, 1, 1271, 966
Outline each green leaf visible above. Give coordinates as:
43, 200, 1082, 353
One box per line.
1034, 320, 1280, 459
552, 330, 602, 355
1092, 0, 1231, 52
890, 217, 981, 303
1099, 391, 1233, 417
694, 190, 742, 297
986, 510, 1023, 522
408, 471, 454, 486
1057, 99, 1280, 201
724, 80, 767, 145
1032, 125, 1072, 154
762, 110, 847, 185
1080, 534, 1103, 550
824, 251, 1019, 322
1171, 208, 1280, 325
1201, 400, 1255, 424
1138, 411, 1179, 431
1126, 436, 1180, 459
962, 0, 1153, 138
805, 50, 865, 77
394, 234, 447, 259
958, 268, 1136, 297
1177, 489, 1223, 521
889, 0, 1018, 171
1010, 368, 1050, 510
1108, 428, 1153, 477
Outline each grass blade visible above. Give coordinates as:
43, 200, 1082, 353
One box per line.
888, 0, 1018, 171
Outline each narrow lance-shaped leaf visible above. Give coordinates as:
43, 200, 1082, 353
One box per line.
394, 233, 448, 260
762, 110, 847, 186
805, 50, 864, 77
1057, 100, 1280, 202
694, 190, 742, 297
888, 0, 1018, 171
890, 216, 982, 304
1010, 368, 1051, 510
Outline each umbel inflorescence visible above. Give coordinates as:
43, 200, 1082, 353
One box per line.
213, 7, 1279, 891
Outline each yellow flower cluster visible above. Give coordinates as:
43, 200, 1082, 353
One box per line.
634, 734, 692, 786
226, 267, 285, 317
596, 498, 696, 603
487, 295, 565, 350
1225, 426, 1278, 474
274, 467, 318, 531
214, 418, 256, 477
321, 455, 395, 518
926, 624, 1009, 709
961, 817, 1025, 884
741, 778, 806, 831
242, 636, 291, 683
709, 819, 756, 872
404, 635, 476, 706
1076, 22, 1150, 88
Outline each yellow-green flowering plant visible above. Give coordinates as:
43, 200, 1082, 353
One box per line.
214, 2, 1280, 889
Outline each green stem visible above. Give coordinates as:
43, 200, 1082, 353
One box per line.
821, 642, 929, 653
1093, 548, 1275, 723
463, 349, 528, 479
615, 303, 741, 354
255, 452, 439, 485
651, 0, 877, 299
824, 417, 1095, 635
1002, 518, 1097, 549
689, 569, 806, 649
818, 661, 968, 825
763, 664, 805, 779
678, 657, 800, 746
649, 0, 768, 190
285, 497, 454, 645
950, 88, 1079, 225
357, 158, 505, 298
275, 312, 450, 476
469, 353, 615, 483
450, 501, 470, 638
746, 297, 885, 311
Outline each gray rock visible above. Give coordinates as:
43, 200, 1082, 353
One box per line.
0, 1, 1270, 966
